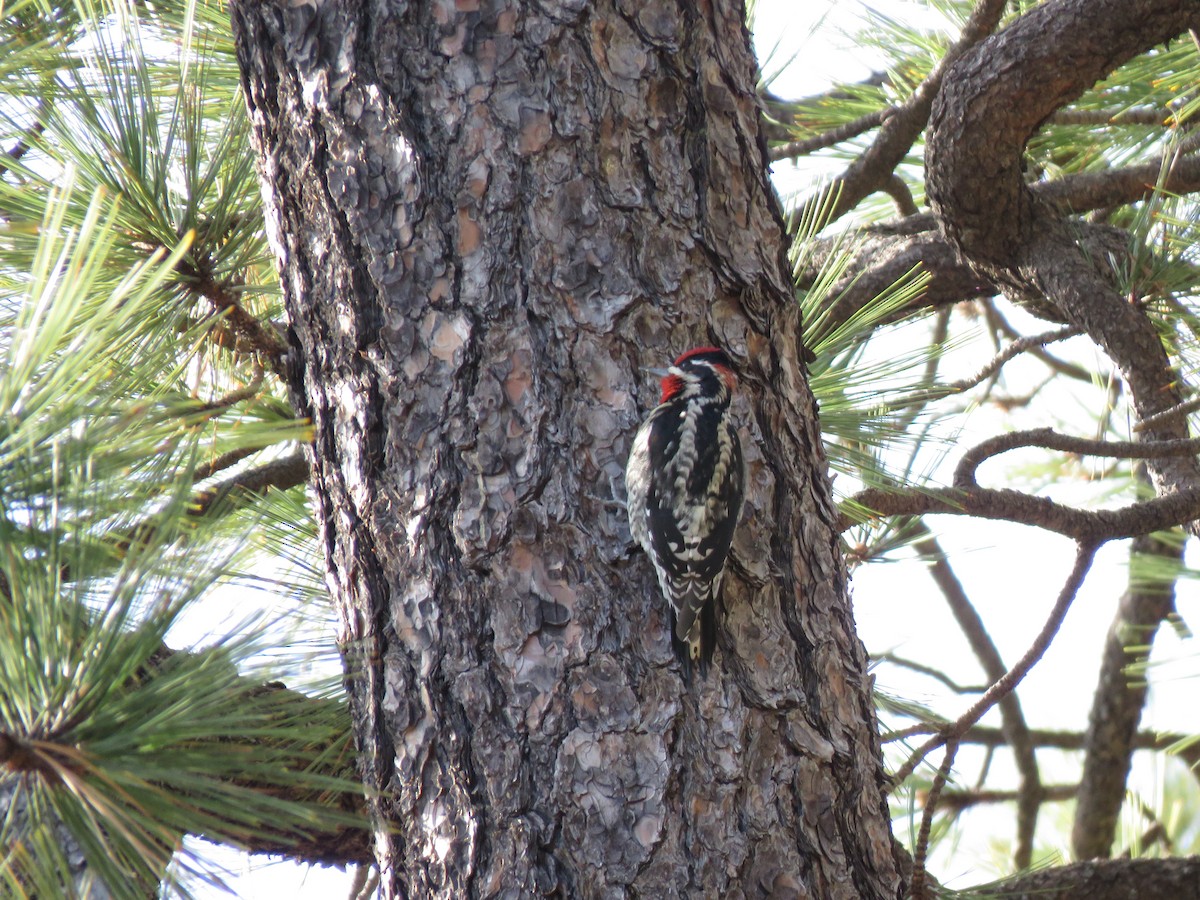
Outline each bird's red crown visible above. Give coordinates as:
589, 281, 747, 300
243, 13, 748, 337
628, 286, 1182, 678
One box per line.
660, 347, 737, 402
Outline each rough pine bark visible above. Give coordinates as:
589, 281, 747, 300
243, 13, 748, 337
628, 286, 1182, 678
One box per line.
231, 1, 901, 896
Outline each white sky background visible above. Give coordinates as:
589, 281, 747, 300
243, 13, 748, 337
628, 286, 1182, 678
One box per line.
182, 1, 1200, 895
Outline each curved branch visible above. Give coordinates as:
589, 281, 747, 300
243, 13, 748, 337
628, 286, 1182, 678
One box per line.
926, 0, 1200, 512
927, 0, 1199, 267
843, 481, 1200, 541
954, 427, 1200, 487
843, 428, 1200, 541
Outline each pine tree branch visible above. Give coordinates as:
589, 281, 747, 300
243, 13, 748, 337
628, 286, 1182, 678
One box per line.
872, 652, 989, 694
926, 0, 1200, 530
188, 450, 309, 519
910, 738, 958, 900
1072, 499, 1181, 860
843, 428, 1200, 541
940, 783, 1078, 813
768, 110, 886, 161
973, 857, 1200, 899
889, 542, 1099, 790
793, 0, 1009, 228
180, 257, 287, 375
915, 531, 1041, 870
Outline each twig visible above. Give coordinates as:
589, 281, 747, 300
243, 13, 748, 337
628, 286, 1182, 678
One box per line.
940, 783, 1077, 813
873, 652, 988, 694
197, 364, 265, 414
890, 542, 1098, 790
882, 722, 941, 744
769, 110, 886, 161
910, 739, 958, 900
1133, 395, 1200, 432
915, 531, 1042, 869
903, 326, 1082, 404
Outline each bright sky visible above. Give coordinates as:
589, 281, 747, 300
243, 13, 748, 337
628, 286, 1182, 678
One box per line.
183, 2, 1200, 895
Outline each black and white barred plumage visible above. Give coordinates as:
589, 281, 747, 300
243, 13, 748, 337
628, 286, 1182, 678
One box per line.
626, 347, 745, 683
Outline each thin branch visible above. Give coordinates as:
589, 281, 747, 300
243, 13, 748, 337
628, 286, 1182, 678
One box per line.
197, 364, 265, 414
915, 531, 1042, 869
887, 723, 1200, 775
759, 74, 889, 142
961, 725, 1192, 753
904, 326, 1081, 404
769, 110, 886, 161
189, 451, 309, 518
987, 304, 1094, 383
1133, 395, 1200, 432
890, 542, 1098, 790
193, 445, 264, 483
910, 739, 958, 900
940, 783, 1078, 813
882, 721, 940, 743
873, 651, 989, 694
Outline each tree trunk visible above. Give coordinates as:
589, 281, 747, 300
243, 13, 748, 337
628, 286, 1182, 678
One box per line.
230, 1, 901, 896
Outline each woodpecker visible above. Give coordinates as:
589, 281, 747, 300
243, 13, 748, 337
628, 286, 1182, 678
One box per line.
625, 346, 745, 683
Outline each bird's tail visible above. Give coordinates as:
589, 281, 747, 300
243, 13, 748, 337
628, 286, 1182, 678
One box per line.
671, 599, 717, 686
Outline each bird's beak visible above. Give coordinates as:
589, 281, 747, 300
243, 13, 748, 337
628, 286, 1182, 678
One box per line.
646, 366, 671, 378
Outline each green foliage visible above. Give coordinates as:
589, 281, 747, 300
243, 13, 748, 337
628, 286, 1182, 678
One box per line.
0, 2, 357, 895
